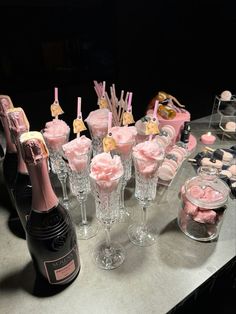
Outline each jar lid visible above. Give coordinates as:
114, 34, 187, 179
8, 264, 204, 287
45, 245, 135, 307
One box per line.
184, 166, 230, 209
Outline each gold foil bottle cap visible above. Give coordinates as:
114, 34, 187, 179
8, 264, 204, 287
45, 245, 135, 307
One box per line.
20, 131, 49, 164
7, 107, 30, 136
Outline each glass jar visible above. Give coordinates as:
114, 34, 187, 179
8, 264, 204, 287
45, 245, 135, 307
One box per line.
178, 166, 230, 241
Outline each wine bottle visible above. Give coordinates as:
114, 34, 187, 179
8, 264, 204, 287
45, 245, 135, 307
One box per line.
20, 131, 80, 285
0, 96, 18, 206
180, 121, 191, 143
7, 108, 32, 231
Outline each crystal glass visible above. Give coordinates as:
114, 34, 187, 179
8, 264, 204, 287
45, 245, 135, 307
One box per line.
42, 130, 70, 209
68, 148, 99, 240
112, 140, 135, 222
128, 153, 163, 246
90, 174, 125, 270
87, 125, 107, 157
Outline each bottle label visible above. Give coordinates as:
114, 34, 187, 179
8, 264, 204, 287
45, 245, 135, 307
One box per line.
44, 246, 79, 284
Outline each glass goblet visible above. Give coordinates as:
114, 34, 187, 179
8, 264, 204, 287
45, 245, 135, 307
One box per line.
68, 149, 99, 240
86, 124, 107, 157
90, 174, 125, 270
113, 140, 135, 222
42, 131, 70, 209
128, 153, 163, 246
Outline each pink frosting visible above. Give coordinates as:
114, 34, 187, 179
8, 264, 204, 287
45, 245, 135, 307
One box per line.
63, 135, 91, 172
43, 119, 70, 151
90, 152, 123, 191
148, 109, 190, 143
110, 126, 137, 155
85, 108, 109, 137
133, 140, 164, 176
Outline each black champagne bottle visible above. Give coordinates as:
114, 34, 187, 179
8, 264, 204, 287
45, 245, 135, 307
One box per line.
20, 131, 80, 285
7, 108, 32, 231
0, 96, 18, 208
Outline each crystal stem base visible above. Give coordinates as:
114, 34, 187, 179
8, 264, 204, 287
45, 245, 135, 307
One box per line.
77, 221, 99, 240
128, 223, 157, 247
93, 242, 125, 270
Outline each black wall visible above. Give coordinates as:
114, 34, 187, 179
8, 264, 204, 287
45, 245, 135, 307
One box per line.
1, 0, 236, 131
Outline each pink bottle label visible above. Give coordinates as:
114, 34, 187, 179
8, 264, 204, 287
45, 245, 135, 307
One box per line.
54, 260, 76, 281
44, 246, 79, 284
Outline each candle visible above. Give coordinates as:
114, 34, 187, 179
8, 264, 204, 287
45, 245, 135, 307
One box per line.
200, 131, 216, 145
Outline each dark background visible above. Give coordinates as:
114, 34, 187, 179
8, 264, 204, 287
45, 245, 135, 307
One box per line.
1, 0, 236, 132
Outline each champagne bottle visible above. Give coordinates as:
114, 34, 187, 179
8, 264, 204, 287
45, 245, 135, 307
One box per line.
0, 96, 18, 208
20, 131, 80, 285
7, 108, 32, 232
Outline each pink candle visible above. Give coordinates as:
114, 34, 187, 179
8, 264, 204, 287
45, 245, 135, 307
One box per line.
200, 131, 216, 145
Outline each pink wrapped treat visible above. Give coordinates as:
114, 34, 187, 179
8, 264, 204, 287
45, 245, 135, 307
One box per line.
85, 108, 109, 137
43, 118, 70, 151
90, 152, 124, 192
63, 135, 91, 172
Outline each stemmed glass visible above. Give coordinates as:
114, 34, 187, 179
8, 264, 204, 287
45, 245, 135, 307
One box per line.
90, 174, 125, 270
87, 125, 107, 157
68, 148, 99, 239
42, 131, 70, 209
128, 152, 164, 246
113, 140, 135, 222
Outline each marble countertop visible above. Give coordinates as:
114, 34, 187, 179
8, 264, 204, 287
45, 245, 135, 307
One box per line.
0, 116, 235, 314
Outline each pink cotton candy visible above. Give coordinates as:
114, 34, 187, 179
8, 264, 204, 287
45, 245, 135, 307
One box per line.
111, 126, 137, 155
85, 108, 109, 137
133, 140, 164, 176
63, 135, 91, 172
43, 119, 70, 151
90, 152, 123, 191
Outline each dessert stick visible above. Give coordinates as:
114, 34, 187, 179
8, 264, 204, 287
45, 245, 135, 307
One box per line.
118, 90, 125, 126
105, 92, 119, 126
50, 87, 64, 119
93, 80, 103, 98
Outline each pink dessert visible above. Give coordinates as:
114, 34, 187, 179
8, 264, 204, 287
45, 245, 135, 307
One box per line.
90, 152, 124, 191
201, 158, 223, 170
43, 118, 70, 151
225, 121, 236, 132
85, 108, 109, 137
62, 135, 92, 172
182, 185, 225, 224
110, 126, 137, 155
132, 140, 164, 176
157, 163, 176, 181
147, 109, 190, 143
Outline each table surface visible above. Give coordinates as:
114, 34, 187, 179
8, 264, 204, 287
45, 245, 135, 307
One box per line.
0, 116, 236, 314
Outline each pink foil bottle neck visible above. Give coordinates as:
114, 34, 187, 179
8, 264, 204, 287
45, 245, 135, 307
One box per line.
21, 137, 58, 212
